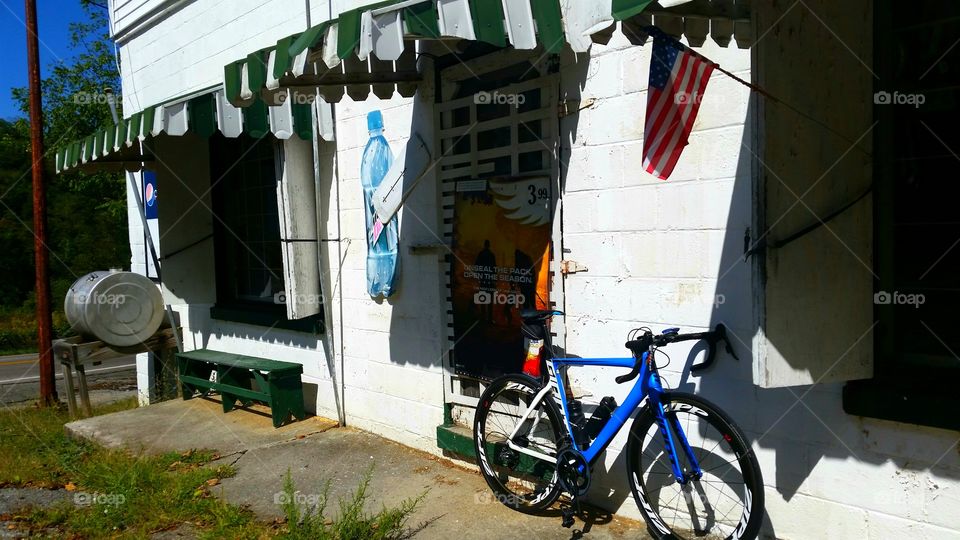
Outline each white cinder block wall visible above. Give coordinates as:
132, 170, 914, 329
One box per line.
556, 29, 758, 524
320, 92, 447, 451
117, 0, 336, 113
555, 29, 960, 540
116, 1, 960, 537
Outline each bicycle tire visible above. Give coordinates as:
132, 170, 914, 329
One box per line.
626, 392, 764, 540
473, 373, 565, 514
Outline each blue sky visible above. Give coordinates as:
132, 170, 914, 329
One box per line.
0, 1, 100, 120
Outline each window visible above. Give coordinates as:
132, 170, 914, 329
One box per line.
211, 134, 285, 306
843, 0, 960, 430
208, 133, 321, 333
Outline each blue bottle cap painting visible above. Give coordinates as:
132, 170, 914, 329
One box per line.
367, 110, 384, 131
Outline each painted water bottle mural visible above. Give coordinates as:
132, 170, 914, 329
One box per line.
361, 110, 399, 297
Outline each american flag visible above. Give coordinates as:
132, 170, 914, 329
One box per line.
642, 34, 716, 180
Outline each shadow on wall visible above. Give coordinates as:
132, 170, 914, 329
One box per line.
693, 92, 959, 536
380, 90, 447, 371
552, 24, 958, 538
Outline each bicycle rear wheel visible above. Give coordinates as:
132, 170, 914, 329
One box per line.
473, 374, 564, 513
626, 392, 764, 540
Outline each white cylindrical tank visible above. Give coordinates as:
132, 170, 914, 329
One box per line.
64, 270, 165, 347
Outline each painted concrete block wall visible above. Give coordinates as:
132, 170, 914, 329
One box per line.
124, 170, 154, 405
114, 2, 960, 536
116, 0, 335, 114
556, 23, 960, 540
555, 29, 755, 523
319, 88, 447, 451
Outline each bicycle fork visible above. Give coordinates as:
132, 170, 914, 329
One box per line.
647, 371, 703, 484
648, 371, 716, 530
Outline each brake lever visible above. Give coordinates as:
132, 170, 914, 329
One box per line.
617, 337, 649, 384
615, 363, 642, 384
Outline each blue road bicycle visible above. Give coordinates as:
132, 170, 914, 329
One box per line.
473, 310, 764, 539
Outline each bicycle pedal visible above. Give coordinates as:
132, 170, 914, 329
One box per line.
561, 508, 575, 528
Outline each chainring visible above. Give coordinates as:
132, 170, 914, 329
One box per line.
556, 447, 591, 496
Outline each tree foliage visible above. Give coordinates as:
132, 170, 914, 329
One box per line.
1, 3, 129, 341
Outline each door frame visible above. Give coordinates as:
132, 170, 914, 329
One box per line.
433, 49, 565, 420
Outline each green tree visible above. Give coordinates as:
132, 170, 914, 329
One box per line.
0, 120, 35, 306
1, 2, 129, 350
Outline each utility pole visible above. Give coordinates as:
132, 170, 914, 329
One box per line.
25, 0, 56, 405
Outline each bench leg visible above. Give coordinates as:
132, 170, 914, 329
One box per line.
179, 358, 215, 400
177, 356, 194, 400
269, 375, 306, 428
219, 367, 257, 413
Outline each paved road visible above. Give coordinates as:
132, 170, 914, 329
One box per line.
0, 353, 136, 384
0, 353, 137, 406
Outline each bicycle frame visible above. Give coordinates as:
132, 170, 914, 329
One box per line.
505, 353, 703, 485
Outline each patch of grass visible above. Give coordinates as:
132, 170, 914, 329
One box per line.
0, 399, 269, 538
0, 398, 137, 487
1, 400, 427, 539
0, 307, 71, 355
277, 467, 425, 540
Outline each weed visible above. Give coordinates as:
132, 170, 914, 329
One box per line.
277, 467, 425, 540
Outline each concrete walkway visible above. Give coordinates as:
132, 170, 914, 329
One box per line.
66, 398, 649, 539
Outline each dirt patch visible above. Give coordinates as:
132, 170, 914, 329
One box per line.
432, 474, 459, 486
0, 488, 75, 539
148, 522, 200, 539
0, 488, 73, 516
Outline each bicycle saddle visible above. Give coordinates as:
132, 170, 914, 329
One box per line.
520, 309, 563, 322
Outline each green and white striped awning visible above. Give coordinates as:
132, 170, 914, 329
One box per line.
224, 0, 663, 106
60, 0, 754, 173
56, 87, 331, 173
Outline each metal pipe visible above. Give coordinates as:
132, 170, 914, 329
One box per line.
24, 0, 56, 405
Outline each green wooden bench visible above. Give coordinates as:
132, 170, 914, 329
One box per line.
176, 349, 306, 428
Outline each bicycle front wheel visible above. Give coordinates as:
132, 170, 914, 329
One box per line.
473, 374, 564, 514
626, 392, 764, 540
